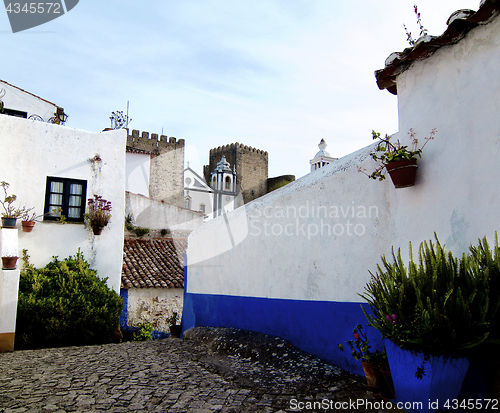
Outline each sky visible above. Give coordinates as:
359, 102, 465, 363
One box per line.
0, 0, 480, 179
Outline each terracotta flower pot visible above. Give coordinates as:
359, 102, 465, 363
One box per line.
169, 325, 182, 338
2, 256, 18, 269
92, 226, 104, 235
385, 158, 418, 188
21, 221, 36, 233
361, 361, 385, 388
1, 217, 17, 228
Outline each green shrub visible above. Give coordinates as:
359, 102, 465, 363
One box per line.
132, 323, 154, 342
16, 250, 123, 350
359, 235, 490, 355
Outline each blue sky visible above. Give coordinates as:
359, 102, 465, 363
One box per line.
0, 0, 479, 179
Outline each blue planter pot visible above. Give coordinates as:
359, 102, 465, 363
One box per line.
1, 217, 17, 228
385, 339, 470, 413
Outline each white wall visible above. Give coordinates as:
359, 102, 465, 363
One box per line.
0, 116, 126, 292
0, 80, 58, 121
126, 192, 205, 232
183, 15, 500, 374
126, 152, 150, 197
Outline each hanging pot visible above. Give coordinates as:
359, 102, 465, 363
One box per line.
2, 256, 18, 269
1, 217, 17, 228
92, 226, 104, 235
385, 158, 418, 188
21, 221, 36, 233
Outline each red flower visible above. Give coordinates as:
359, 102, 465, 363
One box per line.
354, 333, 359, 340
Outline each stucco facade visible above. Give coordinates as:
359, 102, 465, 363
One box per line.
183, 3, 500, 378
0, 115, 126, 292
0, 79, 63, 123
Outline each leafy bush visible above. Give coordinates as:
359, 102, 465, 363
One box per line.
359, 236, 490, 356
132, 322, 153, 341
16, 250, 123, 349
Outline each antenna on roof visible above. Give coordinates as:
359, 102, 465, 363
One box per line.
126, 100, 130, 128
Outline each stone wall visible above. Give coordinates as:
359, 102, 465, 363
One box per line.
127, 129, 185, 207
204, 143, 268, 204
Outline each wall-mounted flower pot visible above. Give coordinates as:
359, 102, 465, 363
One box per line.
385, 158, 418, 188
1, 217, 17, 228
385, 339, 470, 413
169, 325, 182, 338
2, 256, 18, 269
21, 221, 35, 233
92, 226, 104, 235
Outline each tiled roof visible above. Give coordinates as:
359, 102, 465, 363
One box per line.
121, 237, 186, 289
375, 1, 500, 94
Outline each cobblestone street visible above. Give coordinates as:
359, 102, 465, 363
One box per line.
0, 327, 387, 413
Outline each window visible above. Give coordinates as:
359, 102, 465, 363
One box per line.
44, 177, 87, 222
184, 196, 191, 209
1, 108, 27, 118
199, 203, 205, 213
225, 176, 231, 190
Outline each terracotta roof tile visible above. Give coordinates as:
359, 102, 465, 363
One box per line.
375, 1, 500, 94
121, 237, 186, 289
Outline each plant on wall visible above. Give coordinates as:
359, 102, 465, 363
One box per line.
358, 128, 436, 188
404, 4, 428, 46
85, 195, 112, 235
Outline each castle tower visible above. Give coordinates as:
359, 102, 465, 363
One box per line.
126, 129, 185, 207
204, 143, 268, 204
310, 139, 337, 172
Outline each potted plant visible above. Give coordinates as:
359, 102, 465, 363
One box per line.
359, 236, 490, 412
359, 128, 436, 188
166, 311, 182, 338
1, 255, 18, 269
0, 181, 27, 228
338, 324, 387, 390
21, 210, 42, 233
84, 195, 112, 235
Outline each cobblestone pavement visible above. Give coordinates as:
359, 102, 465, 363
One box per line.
0, 327, 393, 413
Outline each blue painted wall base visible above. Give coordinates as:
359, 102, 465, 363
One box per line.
182, 292, 382, 375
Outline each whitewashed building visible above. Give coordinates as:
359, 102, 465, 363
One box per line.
0, 79, 67, 124
183, 0, 500, 385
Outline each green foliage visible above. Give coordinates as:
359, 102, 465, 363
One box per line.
133, 227, 149, 237
338, 324, 387, 366
359, 235, 490, 356
359, 128, 436, 181
16, 250, 123, 349
124, 215, 149, 237
469, 234, 500, 343
132, 323, 153, 341
166, 311, 179, 326
160, 228, 171, 236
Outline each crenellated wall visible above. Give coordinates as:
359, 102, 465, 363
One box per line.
126, 129, 185, 207
204, 142, 268, 204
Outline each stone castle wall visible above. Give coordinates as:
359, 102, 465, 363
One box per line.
127, 129, 185, 207
204, 143, 268, 204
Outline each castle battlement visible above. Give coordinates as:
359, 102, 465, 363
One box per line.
210, 142, 268, 157
126, 129, 185, 153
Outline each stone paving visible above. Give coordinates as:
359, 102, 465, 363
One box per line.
0, 327, 392, 413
